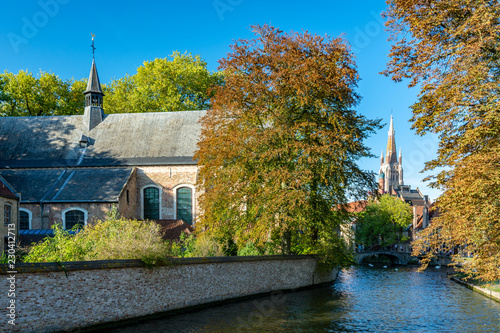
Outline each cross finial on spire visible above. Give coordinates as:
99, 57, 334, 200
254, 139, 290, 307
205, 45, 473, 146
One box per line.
91, 33, 96, 58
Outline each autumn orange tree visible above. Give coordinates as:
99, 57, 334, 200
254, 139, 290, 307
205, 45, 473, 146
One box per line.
384, 0, 500, 281
195, 25, 381, 265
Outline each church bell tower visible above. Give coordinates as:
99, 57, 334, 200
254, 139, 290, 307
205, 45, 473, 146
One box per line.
378, 115, 403, 193
83, 34, 104, 131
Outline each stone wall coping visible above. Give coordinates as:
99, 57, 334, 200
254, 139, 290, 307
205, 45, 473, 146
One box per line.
0, 254, 315, 274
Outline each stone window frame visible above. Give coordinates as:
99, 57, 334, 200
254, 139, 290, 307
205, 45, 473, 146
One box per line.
62, 207, 88, 230
19, 208, 32, 230
141, 184, 162, 220
173, 184, 196, 225
4, 203, 12, 225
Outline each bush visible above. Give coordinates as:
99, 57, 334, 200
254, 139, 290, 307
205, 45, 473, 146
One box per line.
171, 232, 225, 258
237, 241, 264, 256
24, 219, 170, 265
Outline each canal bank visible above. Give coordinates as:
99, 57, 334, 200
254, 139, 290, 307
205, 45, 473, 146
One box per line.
449, 275, 500, 303
0, 255, 338, 332
105, 266, 500, 332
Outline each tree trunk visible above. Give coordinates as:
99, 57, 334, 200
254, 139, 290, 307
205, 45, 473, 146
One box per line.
281, 229, 292, 255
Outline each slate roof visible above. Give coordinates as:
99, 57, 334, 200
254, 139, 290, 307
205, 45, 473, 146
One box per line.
19, 229, 55, 246
19, 229, 79, 246
0, 168, 133, 203
0, 175, 18, 199
0, 110, 205, 168
394, 187, 424, 206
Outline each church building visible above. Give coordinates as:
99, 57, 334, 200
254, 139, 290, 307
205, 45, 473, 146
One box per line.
378, 116, 431, 237
378, 115, 403, 194
0, 56, 203, 242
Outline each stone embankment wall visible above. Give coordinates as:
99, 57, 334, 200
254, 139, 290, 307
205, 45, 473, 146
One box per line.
449, 276, 500, 303
1, 255, 338, 332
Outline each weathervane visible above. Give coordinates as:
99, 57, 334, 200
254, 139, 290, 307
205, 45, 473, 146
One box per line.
91, 33, 96, 57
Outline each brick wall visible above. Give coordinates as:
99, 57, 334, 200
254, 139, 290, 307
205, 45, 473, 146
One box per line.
0, 256, 338, 332
136, 165, 199, 222
17, 164, 201, 230
20, 202, 113, 230
19, 203, 40, 230
48, 203, 112, 227
118, 168, 138, 219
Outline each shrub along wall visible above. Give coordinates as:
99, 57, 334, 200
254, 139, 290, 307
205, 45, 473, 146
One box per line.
0, 255, 338, 332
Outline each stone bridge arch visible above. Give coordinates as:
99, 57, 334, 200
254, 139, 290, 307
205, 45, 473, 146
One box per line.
354, 251, 412, 265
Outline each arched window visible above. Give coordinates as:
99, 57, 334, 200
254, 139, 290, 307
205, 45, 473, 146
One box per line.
175, 185, 194, 225
62, 208, 87, 230
19, 209, 31, 230
143, 186, 160, 220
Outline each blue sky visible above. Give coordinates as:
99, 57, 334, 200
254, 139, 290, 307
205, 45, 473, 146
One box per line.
0, 0, 442, 200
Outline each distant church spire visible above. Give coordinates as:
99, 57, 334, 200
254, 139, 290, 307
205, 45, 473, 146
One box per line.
379, 115, 403, 194
386, 115, 397, 164
83, 33, 104, 131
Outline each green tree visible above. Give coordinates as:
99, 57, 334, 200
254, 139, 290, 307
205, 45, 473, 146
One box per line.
383, 0, 500, 281
355, 195, 413, 248
105, 51, 223, 113
0, 70, 85, 117
195, 25, 381, 266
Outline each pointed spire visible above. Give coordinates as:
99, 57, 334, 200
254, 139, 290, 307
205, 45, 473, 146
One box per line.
83, 34, 104, 131
84, 58, 103, 95
380, 150, 384, 166
84, 34, 104, 108
386, 115, 397, 163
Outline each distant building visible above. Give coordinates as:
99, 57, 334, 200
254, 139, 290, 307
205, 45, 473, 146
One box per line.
0, 57, 198, 243
343, 200, 368, 250
378, 115, 403, 194
378, 116, 431, 240
0, 176, 19, 251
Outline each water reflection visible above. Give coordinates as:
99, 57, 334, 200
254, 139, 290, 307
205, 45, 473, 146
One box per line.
107, 267, 500, 332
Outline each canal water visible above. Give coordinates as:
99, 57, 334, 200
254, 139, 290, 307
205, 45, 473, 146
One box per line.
110, 266, 500, 332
